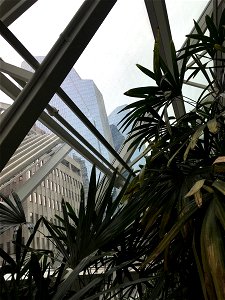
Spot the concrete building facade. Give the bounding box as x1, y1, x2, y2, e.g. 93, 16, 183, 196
0, 127, 83, 256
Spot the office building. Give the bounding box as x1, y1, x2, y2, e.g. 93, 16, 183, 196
22, 58, 114, 178
0, 124, 83, 256
108, 105, 145, 169
110, 124, 125, 152
108, 104, 131, 137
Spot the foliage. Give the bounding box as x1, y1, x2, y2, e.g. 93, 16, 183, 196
120, 8, 225, 300
0, 8, 225, 300
0, 169, 157, 299
0, 192, 26, 226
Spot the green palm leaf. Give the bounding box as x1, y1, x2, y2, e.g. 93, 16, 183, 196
0, 192, 26, 226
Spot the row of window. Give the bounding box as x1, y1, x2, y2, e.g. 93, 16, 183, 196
27, 168, 82, 190
29, 212, 61, 225
0, 236, 53, 254
29, 194, 62, 210
41, 179, 81, 193
0, 238, 25, 255
53, 168, 82, 187
29, 189, 80, 206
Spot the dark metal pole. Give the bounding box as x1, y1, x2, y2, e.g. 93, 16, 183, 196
0, 0, 118, 172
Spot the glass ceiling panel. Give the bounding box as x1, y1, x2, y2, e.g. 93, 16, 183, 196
75, 0, 155, 115
166, 0, 208, 50
1, 0, 212, 178
0, 0, 85, 68
1, 0, 155, 117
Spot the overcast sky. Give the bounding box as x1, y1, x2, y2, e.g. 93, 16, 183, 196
0, 0, 207, 114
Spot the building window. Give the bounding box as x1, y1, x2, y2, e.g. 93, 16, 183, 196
50, 181, 53, 190
52, 199, 55, 210
27, 170, 31, 179
41, 180, 45, 187
56, 201, 59, 211
54, 183, 57, 192
52, 169, 55, 176
28, 195, 32, 202
7, 242, 10, 254
59, 202, 62, 211
33, 192, 37, 203
36, 237, 40, 248
43, 195, 46, 206
57, 184, 60, 193
56, 168, 59, 177
47, 179, 49, 188
48, 198, 51, 208
47, 238, 50, 249
38, 194, 42, 205
30, 212, 33, 223
61, 187, 64, 195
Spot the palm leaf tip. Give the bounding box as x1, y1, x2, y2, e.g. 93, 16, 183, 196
0, 192, 26, 225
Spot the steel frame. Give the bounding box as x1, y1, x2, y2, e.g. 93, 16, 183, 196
0, 0, 122, 173
0, 0, 223, 187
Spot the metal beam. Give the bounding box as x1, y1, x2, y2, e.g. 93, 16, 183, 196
40, 112, 125, 187
0, 14, 133, 175
0, 135, 61, 183
46, 106, 122, 175
0, 67, 125, 177
0, 101, 10, 113
0, 148, 55, 191
0, 71, 22, 99
0, 0, 37, 26
0, 59, 32, 82
178, 0, 218, 54
112, 135, 139, 174
0, 73, 126, 184
213, 0, 225, 104
16, 144, 71, 201
0, 0, 117, 172
1, 134, 55, 173
183, 80, 208, 90
177, 0, 213, 73
144, 0, 186, 119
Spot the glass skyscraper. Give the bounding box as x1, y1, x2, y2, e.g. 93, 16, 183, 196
22, 57, 114, 178
108, 105, 145, 170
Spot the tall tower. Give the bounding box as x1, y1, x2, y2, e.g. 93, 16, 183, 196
21, 57, 114, 178
108, 105, 145, 170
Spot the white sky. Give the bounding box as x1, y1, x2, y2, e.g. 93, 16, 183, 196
0, 0, 207, 114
